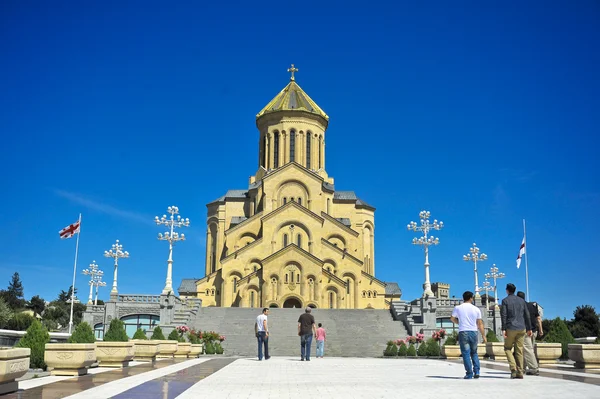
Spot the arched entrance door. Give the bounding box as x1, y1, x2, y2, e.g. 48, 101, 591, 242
283, 297, 302, 308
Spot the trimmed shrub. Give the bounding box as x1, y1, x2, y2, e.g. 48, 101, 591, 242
417, 342, 427, 357
544, 317, 575, 359
215, 342, 224, 354
383, 342, 394, 356
67, 322, 95, 343
398, 342, 407, 356
204, 341, 216, 355
16, 319, 49, 370
486, 330, 500, 343
188, 333, 200, 345
151, 326, 166, 340
390, 343, 398, 356
8, 312, 36, 331
168, 329, 183, 342
103, 319, 129, 342
133, 328, 147, 340
426, 338, 441, 357
407, 344, 417, 356
444, 331, 458, 346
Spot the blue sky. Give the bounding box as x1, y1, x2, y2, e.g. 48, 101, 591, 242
1, 1, 598, 319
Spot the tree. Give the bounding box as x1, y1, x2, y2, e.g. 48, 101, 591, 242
16, 319, 50, 370
2, 272, 26, 310
544, 317, 575, 359
569, 305, 600, 338
0, 298, 13, 328
104, 319, 129, 342
133, 328, 147, 340
151, 326, 165, 340
67, 322, 96, 343
27, 295, 46, 316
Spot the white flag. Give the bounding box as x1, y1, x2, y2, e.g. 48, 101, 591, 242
516, 238, 525, 269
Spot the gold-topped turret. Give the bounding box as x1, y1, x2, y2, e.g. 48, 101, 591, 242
256, 64, 329, 123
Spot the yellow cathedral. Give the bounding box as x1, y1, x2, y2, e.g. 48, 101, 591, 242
178, 65, 401, 309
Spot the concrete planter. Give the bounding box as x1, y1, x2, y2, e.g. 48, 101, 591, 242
568, 344, 600, 369
174, 342, 191, 358
442, 345, 460, 359
189, 344, 203, 358
535, 343, 562, 364
132, 340, 159, 362
44, 343, 96, 376
477, 343, 486, 358
486, 342, 507, 361
96, 342, 134, 368
0, 347, 30, 395
156, 340, 178, 359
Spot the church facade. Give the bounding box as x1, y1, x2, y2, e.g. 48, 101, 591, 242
178, 66, 400, 309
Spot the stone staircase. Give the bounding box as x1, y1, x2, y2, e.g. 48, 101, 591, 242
172, 298, 202, 326
188, 308, 407, 357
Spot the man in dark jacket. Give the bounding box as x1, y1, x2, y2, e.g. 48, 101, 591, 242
500, 283, 532, 379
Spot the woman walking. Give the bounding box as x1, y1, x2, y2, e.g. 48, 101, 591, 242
316, 323, 327, 358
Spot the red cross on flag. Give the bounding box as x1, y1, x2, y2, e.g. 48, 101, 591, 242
59, 220, 81, 239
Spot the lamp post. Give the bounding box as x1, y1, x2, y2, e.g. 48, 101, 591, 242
477, 280, 493, 310
104, 240, 129, 300
463, 243, 487, 300
155, 206, 190, 295
82, 260, 103, 305
93, 274, 106, 306
485, 264, 505, 310
407, 210, 443, 297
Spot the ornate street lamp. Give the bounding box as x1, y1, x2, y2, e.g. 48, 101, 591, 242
463, 243, 488, 300
477, 280, 494, 310
82, 260, 103, 305
155, 206, 190, 295
407, 210, 443, 297
485, 264, 506, 310
104, 240, 129, 300
93, 274, 106, 306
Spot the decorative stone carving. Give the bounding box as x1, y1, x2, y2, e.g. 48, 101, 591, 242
44, 343, 95, 377
95, 342, 134, 368
0, 347, 30, 395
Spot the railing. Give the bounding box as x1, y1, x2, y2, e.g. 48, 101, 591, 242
88, 305, 105, 313
436, 298, 463, 307
118, 294, 161, 303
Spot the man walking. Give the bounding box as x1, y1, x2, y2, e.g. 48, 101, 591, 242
501, 283, 532, 379
517, 291, 543, 376
298, 307, 316, 361
451, 291, 487, 379
255, 308, 270, 361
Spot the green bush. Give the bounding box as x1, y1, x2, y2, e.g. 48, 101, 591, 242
151, 326, 166, 340
417, 342, 427, 356
544, 317, 575, 359
390, 343, 398, 356
426, 338, 441, 357
42, 319, 59, 332
407, 344, 416, 356
67, 322, 95, 343
215, 342, 224, 354
383, 343, 393, 356
103, 319, 129, 342
188, 333, 200, 345
16, 319, 49, 370
0, 298, 13, 329
444, 331, 458, 346
132, 328, 147, 340
398, 342, 407, 356
486, 330, 500, 343
8, 312, 36, 331
168, 329, 184, 342
204, 341, 216, 355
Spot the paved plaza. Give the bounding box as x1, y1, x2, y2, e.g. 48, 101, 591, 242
6, 357, 600, 398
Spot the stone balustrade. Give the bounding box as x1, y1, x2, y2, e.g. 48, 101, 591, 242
118, 294, 161, 303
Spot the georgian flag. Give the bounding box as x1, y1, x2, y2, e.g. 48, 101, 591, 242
59, 220, 80, 239
516, 238, 525, 269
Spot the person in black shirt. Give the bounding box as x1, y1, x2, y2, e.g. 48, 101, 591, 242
297, 307, 316, 361
517, 291, 543, 375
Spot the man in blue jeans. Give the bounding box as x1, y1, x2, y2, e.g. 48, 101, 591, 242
451, 291, 487, 379
297, 307, 316, 361
255, 308, 270, 360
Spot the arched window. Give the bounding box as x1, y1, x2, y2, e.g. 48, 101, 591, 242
120, 315, 159, 338
297, 234, 302, 248
233, 278, 237, 293
297, 273, 300, 283
362, 291, 366, 298
290, 130, 296, 161
205, 289, 209, 295
367, 291, 372, 298
329, 292, 334, 309
283, 234, 288, 247
94, 323, 104, 340
298, 197, 302, 205
306, 131, 311, 168
346, 279, 351, 295
318, 135, 322, 168
253, 265, 258, 272
261, 136, 266, 168
250, 291, 255, 308
211, 289, 215, 296
285, 274, 289, 283
283, 197, 287, 205
274, 132, 280, 167
373, 291, 377, 298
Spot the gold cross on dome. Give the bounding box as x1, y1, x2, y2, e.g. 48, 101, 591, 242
287, 64, 298, 81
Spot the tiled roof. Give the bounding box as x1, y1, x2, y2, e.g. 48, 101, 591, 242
335, 218, 352, 227
178, 279, 198, 294
322, 182, 335, 191
384, 282, 402, 296
229, 216, 248, 227
256, 80, 329, 121
356, 198, 374, 208
210, 189, 248, 203
333, 191, 357, 200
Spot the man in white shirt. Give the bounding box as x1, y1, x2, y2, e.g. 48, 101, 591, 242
451, 291, 487, 379
255, 308, 270, 360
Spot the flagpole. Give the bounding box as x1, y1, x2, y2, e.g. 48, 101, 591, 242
523, 218, 530, 302
68, 213, 82, 334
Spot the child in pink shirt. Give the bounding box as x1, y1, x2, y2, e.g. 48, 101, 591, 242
316, 323, 326, 358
